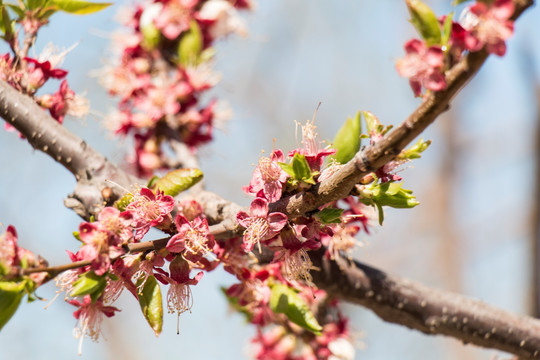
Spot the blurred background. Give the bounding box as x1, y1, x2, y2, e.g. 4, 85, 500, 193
1, 0, 540, 359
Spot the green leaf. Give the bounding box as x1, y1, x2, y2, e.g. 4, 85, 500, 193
114, 193, 133, 212
6, 5, 26, 19
141, 22, 161, 50
269, 283, 322, 335
25, 0, 46, 10
290, 153, 316, 185
178, 20, 203, 66
278, 162, 295, 178
397, 138, 431, 160
0, 281, 26, 331
199, 47, 216, 63
49, 0, 111, 15
72, 231, 81, 242
406, 0, 441, 46
147, 175, 159, 188
330, 112, 361, 164
0, 6, 14, 42
137, 275, 163, 336
70, 271, 108, 302
362, 111, 392, 138
314, 207, 344, 224
452, 0, 471, 5
358, 181, 420, 213
441, 12, 454, 48
152, 168, 204, 197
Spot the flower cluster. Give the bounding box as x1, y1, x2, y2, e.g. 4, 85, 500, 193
396, 0, 515, 96
224, 120, 385, 358
100, 0, 251, 176
0, 225, 48, 285
0, 1, 91, 130
49, 186, 221, 353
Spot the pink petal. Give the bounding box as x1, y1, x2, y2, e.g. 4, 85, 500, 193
250, 197, 269, 218
167, 234, 186, 253
492, 0, 515, 19
404, 39, 424, 54
424, 71, 446, 92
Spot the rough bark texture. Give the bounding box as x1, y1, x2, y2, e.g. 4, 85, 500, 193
311, 250, 540, 359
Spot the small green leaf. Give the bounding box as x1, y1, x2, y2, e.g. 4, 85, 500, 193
441, 12, 454, 48
330, 112, 361, 164
70, 271, 108, 302
406, 0, 441, 46
362, 111, 392, 138
0, 281, 26, 331
269, 283, 322, 335
137, 275, 163, 336
398, 138, 431, 160
314, 207, 344, 224
6, 4, 26, 19
178, 20, 203, 66
199, 47, 216, 63
25, 0, 44, 10
114, 193, 133, 212
0, 6, 14, 42
452, 0, 471, 5
278, 162, 295, 178
49, 0, 111, 14
358, 181, 419, 212
147, 176, 159, 188
72, 231, 81, 242
152, 168, 204, 197
290, 153, 316, 185
141, 22, 161, 50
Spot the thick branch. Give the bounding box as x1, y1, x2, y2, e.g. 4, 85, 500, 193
311, 250, 540, 358
0, 80, 139, 218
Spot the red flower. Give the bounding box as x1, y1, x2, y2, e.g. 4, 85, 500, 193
237, 198, 288, 252
396, 39, 446, 97
462, 0, 514, 56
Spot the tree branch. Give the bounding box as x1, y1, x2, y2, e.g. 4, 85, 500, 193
0, 0, 535, 356
311, 250, 540, 358
0, 79, 139, 219
269, 0, 534, 216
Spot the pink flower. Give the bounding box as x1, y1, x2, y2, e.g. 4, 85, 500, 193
462, 0, 514, 56
69, 295, 120, 355
166, 214, 215, 263
237, 198, 288, 252
197, 0, 247, 39
127, 187, 175, 239
178, 101, 215, 149
177, 200, 204, 221
288, 121, 336, 172
133, 84, 181, 121
40, 80, 89, 123
271, 226, 319, 283
243, 149, 289, 202
396, 39, 446, 97
154, 0, 198, 40
23, 57, 67, 93
78, 222, 117, 275
0, 225, 18, 269
165, 255, 203, 324
0, 225, 47, 284
96, 207, 134, 244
